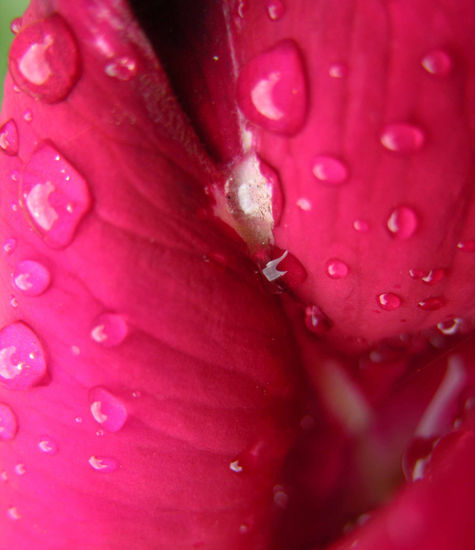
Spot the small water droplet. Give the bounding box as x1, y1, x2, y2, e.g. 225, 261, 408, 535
105, 56, 137, 81
418, 297, 445, 311
266, 0, 286, 20
326, 259, 349, 279
386, 206, 418, 239
71, 345, 81, 355
304, 305, 332, 335
229, 459, 243, 473
261, 249, 307, 286
0, 120, 19, 156
457, 240, 475, 252
353, 219, 369, 232
380, 123, 425, 153
0, 403, 18, 441
14, 463, 26, 476
10, 171, 19, 182
3, 238, 17, 255
1, 471, 8, 482
237, 40, 307, 135
312, 155, 349, 185
96, 429, 104, 437
88, 455, 118, 472
20, 142, 92, 248
13, 260, 51, 296
0, 322, 47, 390
10, 17, 22, 35
402, 436, 437, 482
38, 436, 58, 455
9, 296, 19, 308
296, 197, 312, 211
377, 293, 402, 311
437, 318, 462, 336
90, 313, 128, 347
273, 485, 288, 508
329, 63, 347, 78
7, 506, 21, 520
23, 110, 33, 122
89, 386, 128, 432
74, 416, 83, 424
421, 49, 452, 76
421, 268, 445, 285
262, 250, 288, 282
9, 14, 80, 103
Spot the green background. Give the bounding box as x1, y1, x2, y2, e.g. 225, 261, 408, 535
0, 0, 30, 102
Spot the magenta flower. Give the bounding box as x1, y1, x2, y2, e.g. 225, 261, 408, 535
1, 1, 475, 549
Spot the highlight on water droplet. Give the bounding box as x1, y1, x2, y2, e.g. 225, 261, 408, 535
13, 260, 51, 296
88, 455, 118, 472
0, 322, 47, 390
90, 313, 128, 347
312, 155, 349, 185
262, 250, 288, 282
229, 459, 243, 473
304, 305, 332, 335
437, 318, 462, 336
418, 297, 445, 311
0, 403, 18, 441
457, 240, 475, 252
3, 238, 16, 255
105, 56, 137, 81
8, 14, 80, 103
296, 197, 312, 211
421, 49, 452, 76
326, 259, 349, 279
38, 436, 58, 455
89, 386, 128, 432
20, 142, 92, 248
236, 40, 307, 135
386, 206, 418, 239
377, 293, 402, 311
266, 0, 286, 20
0, 119, 19, 156
380, 123, 425, 153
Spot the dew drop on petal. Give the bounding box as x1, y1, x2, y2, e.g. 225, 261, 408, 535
402, 436, 437, 482
9, 296, 18, 309
7, 506, 21, 521
418, 297, 445, 311
0, 403, 18, 441
437, 318, 462, 336
0, 120, 19, 156
262, 250, 288, 282
105, 56, 137, 81
13, 260, 51, 296
326, 259, 349, 279
90, 313, 128, 347
329, 63, 347, 78
262, 249, 307, 286
89, 386, 128, 432
457, 240, 475, 252
88, 455, 118, 472
312, 155, 349, 185
229, 459, 243, 473
386, 206, 418, 239
3, 238, 16, 255
296, 197, 312, 211
266, 0, 286, 20
421, 49, 452, 76
0, 322, 47, 390
377, 293, 402, 311
304, 305, 332, 335
353, 219, 369, 232
237, 40, 307, 135
20, 142, 92, 248
380, 123, 425, 153
23, 110, 33, 123
38, 436, 58, 455
10, 17, 22, 35
14, 463, 26, 476
421, 268, 445, 285
8, 14, 80, 103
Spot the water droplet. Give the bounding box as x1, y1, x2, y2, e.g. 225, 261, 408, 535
0, 120, 19, 156
229, 459, 243, 473
261, 249, 307, 286
14, 463, 26, 476
9, 296, 18, 309
329, 63, 347, 78
74, 416, 83, 424
89, 387, 128, 432
421, 49, 452, 76
20, 142, 92, 248
239, 524, 249, 534
237, 40, 307, 135
418, 297, 445, 311
10, 17, 22, 35
88, 455, 118, 472
312, 155, 349, 185
13, 260, 51, 296
353, 219, 369, 232
421, 268, 445, 285
23, 110, 33, 122
9, 14, 80, 103
0, 403, 18, 441
377, 293, 402, 311
380, 123, 425, 153
304, 305, 332, 335
3, 239, 17, 255
386, 206, 418, 239
262, 250, 288, 282
457, 240, 475, 252
326, 259, 349, 279
296, 197, 312, 211
266, 0, 286, 20
7, 506, 21, 520
1, 471, 8, 482
90, 313, 128, 347
71, 345, 81, 355
0, 322, 47, 390
273, 485, 288, 508
38, 436, 58, 455
105, 56, 137, 81
437, 318, 462, 336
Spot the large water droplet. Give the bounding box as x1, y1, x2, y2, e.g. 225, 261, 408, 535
380, 123, 425, 153
237, 40, 307, 135
377, 293, 402, 311
20, 142, 92, 248
0, 403, 18, 441
457, 240, 475, 252
326, 259, 349, 279
88, 455, 118, 472
312, 156, 349, 185
304, 305, 332, 335
386, 206, 418, 239
38, 436, 58, 455
13, 260, 51, 296
89, 386, 128, 432
9, 14, 80, 103
0, 322, 47, 390
105, 56, 137, 81
90, 313, 128, 347
421, 50, 452, 76
266, 0, 286, 20
0, 120, 19, 156
418, 297, 445, 311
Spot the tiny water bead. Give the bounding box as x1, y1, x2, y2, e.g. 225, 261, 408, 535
9, 14, 80, 103
3, 238, 16, 255
10, 17, 22, 35
7, 506, 21, 521
0, 403, 18, 441
105, 56, 137, 81
0, 322, 47, 390
266, 0, 286, 20
88, 455, 118, 472
457, 240, 475, 252
312, 155, 349, 185
13, 260, 51, 296
23, 110, 33, 123
37, 437, 58, 455
326, 259, 349, 279
386, 206, 418, 239
421, 49, 452, 76
0, 120, 19, 156
328, 63, 347, 78
402, 436, 437, 482
20, 142, 92, 248
261, 249, 307, 286
14, 463, 26, 476
304, 305, 332, 335
380, 123, 425, 153
437, 318, 462, 336
262, 250, 288, 282
377, 293, 402, 311
418, 297, 445, 311
353, 219, 369, 232
229, 459, 243, 473
90, 313, 128, 347
89, 386, 128, 432
296, 197, 312, 211
409, 268, 445, 285
236, 40, 307, 135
